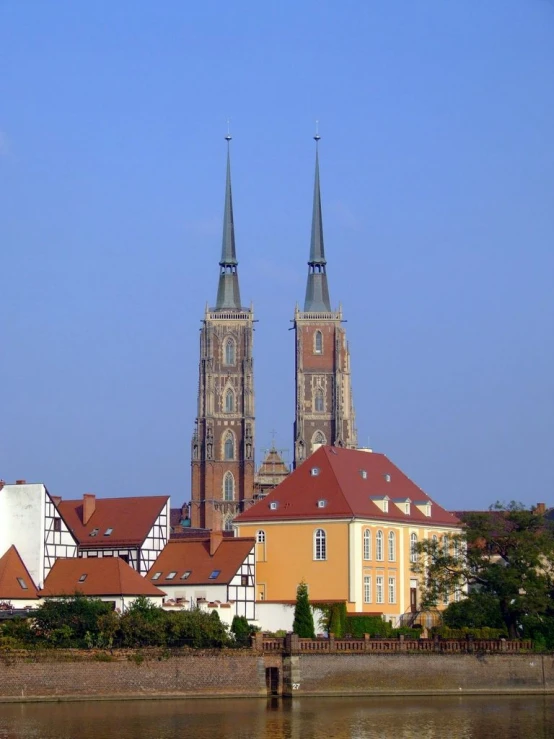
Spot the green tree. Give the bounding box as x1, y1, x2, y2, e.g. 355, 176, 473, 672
413, 503, 554, 638
33, 594, 114, 647
292, 581, 315, 638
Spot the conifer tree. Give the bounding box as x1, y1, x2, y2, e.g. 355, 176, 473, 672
293, 581, 315, 638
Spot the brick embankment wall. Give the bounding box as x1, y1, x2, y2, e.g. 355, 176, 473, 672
295, 654, 554, 696
0, 650, 266, 702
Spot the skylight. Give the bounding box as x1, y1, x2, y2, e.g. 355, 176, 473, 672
78, 574, 87, 583
89, 528, 99, 537
16, 577, 28, 590
104, 528, 113, 536
166, 571, 177, 580
151, 572, 162, 581
209, 570, 221, 579
181, 571, 191, 580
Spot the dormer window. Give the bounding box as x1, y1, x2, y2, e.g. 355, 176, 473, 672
360, 470, 367, 480
383, 499, 389, 513
384, 474, 391, 483
415, 500, 433, 517
371, 495, 390, 513
317, 499, 327, 509
269, 501, 279, 510
405, 502, 410, 514
311, 467, 320, 477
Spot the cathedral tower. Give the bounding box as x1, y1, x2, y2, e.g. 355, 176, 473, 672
293, 134, 357, 467
191, 136, 255, 529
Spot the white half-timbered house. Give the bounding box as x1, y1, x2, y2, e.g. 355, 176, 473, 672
147, 533, 256, 621
0, 481, 78, 588
57, 494, 170, 574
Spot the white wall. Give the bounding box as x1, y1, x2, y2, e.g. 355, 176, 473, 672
0, 484, 46, 588
254, 602, 295, 633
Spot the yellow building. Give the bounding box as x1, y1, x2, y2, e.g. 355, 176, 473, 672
234, 446, 462, 624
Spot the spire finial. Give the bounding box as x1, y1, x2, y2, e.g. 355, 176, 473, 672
225, 118, 232, 143
314, 119, 321, 143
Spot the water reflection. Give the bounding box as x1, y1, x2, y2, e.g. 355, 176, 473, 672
0, 695, 552, 739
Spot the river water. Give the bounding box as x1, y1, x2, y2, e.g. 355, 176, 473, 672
0, 695, 552, 738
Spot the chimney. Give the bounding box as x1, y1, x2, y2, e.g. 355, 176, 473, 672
83, 494, 96, 525
16, 479, 26, 485
535, 502, 546, 515
0, 480, 4, 491
51, 495, 62, 507
210, 530, 223, 556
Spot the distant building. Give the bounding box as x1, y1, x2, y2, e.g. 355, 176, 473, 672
190, 136, 255, 531
253, 445, 290, 500
0, 545, 41, 608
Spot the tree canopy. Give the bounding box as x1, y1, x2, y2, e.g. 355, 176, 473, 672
292, 581, 315, 638
413, 502, 554, 639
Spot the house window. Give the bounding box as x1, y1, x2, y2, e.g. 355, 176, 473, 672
166, 571, 177, 580
383, 499, 389, 513
363, 529, 371, 560
376, 576, 384, 604
209, 570, 221, 579
104, 528, 113, 536
314, 330, 323, 354
314, 529, 327, 560
89, 528, 99, 537
224, 516, 234, 531
269, 501, 279, 510
453, 539, 460, 559
223, 472, 235, 501
256, 530, 266, 543
376, 530, 384, 561
53, 517, 62, 533
315, 388, 324, 412
224, 432, 235, 460
388, 531, 396, 562
454, 588, 461, 603
311, 467, 320, 477
225, 389, 235, 413
432, 534, 438, 546
364, 575, 372, 604
224, 338, 236, 365
404, 501, 410, 515
442, 535, 449, 555
388, 577, 396, 604
17, 577, 28, 590
410, 533, 418, 564
241, 575, 248, 587
181, 571, 191, 580
78, 574, 87, 583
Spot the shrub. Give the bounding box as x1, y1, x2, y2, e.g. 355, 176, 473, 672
293, 581, 315, 638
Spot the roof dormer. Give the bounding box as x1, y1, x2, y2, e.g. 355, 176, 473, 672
415, 499, 432, 517
371, 495, 390, 513
393, 497, 412, 515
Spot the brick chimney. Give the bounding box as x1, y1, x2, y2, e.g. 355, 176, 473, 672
51, 495, 62, 507
210, 530, 223, 556
83, 493, 96, 525
0, 480, 5, 491
16, 479, 26, 485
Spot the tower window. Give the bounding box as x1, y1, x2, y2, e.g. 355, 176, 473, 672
224, 432, 235, 460
314, 330, 323, 354
315, 388, 324, 412
224, 338, 236, 365
223, 471, 234, 501
225, 389, 235, 413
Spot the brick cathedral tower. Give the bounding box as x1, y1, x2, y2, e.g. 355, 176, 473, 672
191, 135, 255, 529
293, 134, 357, 467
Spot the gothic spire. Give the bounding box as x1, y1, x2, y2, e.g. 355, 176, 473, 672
215, 133, 242, 310
304, 130, 331, 312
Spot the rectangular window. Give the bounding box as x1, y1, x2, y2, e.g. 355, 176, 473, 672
376, 576, 384, 604
151, 572, 162, 581
364, 575, 372, 604
16, 577, 28, 590
104, 528, 113, 536
181, 571, 191, 580
166, 571, 177, 580
53, 518, 62, 533
209, 570, 221, 579
241, 575, 248, 587
363, 531, 371, 560
388, 577, 396, 604
78, 574, 87, 583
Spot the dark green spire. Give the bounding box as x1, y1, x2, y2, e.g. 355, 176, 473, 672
304, 134, 331, 312
215, 135, 242, 310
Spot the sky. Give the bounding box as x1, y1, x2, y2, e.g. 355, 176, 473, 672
1, 0, 553, 510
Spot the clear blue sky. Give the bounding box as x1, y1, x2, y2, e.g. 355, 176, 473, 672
1, 1, 553, 510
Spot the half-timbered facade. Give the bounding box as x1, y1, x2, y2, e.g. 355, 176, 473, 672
57, 494, 170, 575
147, 533, 256, 620
0, 481, 77, 588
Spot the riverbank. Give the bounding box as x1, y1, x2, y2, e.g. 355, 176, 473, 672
0, 648, 553, 702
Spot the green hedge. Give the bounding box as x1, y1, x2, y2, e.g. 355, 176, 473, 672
431, 626, 508, 640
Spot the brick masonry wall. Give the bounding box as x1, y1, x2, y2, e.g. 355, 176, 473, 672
296, 654, 554, 695
0, 650, 266, 700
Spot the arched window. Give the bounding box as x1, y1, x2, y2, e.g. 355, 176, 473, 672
388, 531, 396, 561
410, 533, 418, 563
224, 432, 235, 460
314, 330, 323, 354
363, 529, 371, 560
225, 388, 234, 413
315, 388, 324, 412
223, 516, 234, 531
224, 338, 235, 365
223, 472, 234, 501
314, 529, 327, 560
376, 530, 384, 561
256, 530, 265, 543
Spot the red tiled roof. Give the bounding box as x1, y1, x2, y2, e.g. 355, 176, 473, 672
235, 446, 460, 527
42, 557, 166, 597
0, 546, 40, 600
147, 537, 254, 586
57, 496, 168, 548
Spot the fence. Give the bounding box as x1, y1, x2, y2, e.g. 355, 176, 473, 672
255, 633, 532, 654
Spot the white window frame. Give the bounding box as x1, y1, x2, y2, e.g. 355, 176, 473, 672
410, 533, 418, 564
376, 530, 384, 561
256, 530, 265, 543
376, 575, 384, 604
388, 531, 396, 562
314, 528, 327, 561
363, 529, 371, 560
388, 576, 396, 604
364, 575, 372, 604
